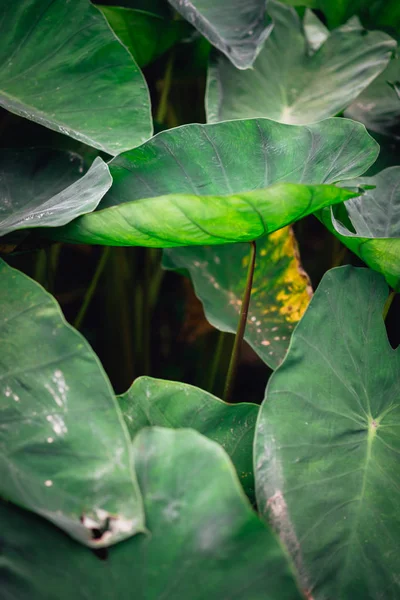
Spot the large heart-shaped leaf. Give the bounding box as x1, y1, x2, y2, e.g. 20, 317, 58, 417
255, 266, 400, 600
320, 167, 400, 289
98, 6, 191, 67
345, 56, 400, 139
51, 118, 378, 247
0, 0, 152, 155
167, 0, 273, 70
163, 228, 312, 369
317, 0, 400, 30
0, 150, 112, 237
206, 2, 395, 125
118, 376, 259, 498
0, 259, 144, 547
0, 427, 302, 600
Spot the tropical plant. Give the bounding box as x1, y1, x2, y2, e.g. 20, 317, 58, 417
1, 0, 399, 598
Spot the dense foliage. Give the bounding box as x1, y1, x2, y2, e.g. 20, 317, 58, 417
1, 0, 400, 598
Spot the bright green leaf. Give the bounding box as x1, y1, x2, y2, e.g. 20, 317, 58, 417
0, 259, 144, 547
118, 376, 258, 498
163, 228, 312, 369
320, 167, 400, 289
206, 2, 395, 125
167, 0, 273, 69
0, 150, 112, 237
345, 56, 400, 139
0, 0, 152, 155
98, 6, 191, 67
255, 266, 400, 600
0, 427, 302, 600
52, 118, 378, 247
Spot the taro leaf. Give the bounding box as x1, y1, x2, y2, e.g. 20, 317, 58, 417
0, 259, 144, 547
318, 0, 400, 30
206, 2, 395, 125
163, 228, 312, 370
167, 0, 273, 70
0, 150, 112, 237
118, 376, 258, 498
0, 427, 303, 600
255, 266, 400, 600
319, 167, 400, 289
52, 118, 378, 247
345, 56, 400, 139
98, 6, 191, 67
0, 0, 152, 155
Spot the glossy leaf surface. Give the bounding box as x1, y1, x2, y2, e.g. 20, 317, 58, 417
206, 2, 395, 125
0, 260, 144, 547
99, 6, 190, 67
1, 428, 302, 600
0, 150, 112, 237
119, 376, 258, 497
53, 118, 378, 247
345, 56, 400, 139
164, 228, 312, 369
0, 0, 152, 155
167, 0, 272, 69
320, 167, 400, 289
255, 267, 400, 599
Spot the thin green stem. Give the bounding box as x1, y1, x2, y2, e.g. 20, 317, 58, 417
207, 331, 227, 395
223, 241, 256, 403
142, 248, 152, 376
34, 249, 48, 288
383, 290, 396, 321
74, 247, 111, 330
156, 50, 175, 124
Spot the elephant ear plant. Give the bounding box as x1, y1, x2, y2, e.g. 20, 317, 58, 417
1, 0, 400, 599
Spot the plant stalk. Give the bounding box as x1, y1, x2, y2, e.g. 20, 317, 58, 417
223, 241, 256, 403
208, 331, 227, 394
156, 50, 175, 125
383, 290, 396, 321
74, 247, 111, 330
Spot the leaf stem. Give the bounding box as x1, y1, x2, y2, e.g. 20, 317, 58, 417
383, 290, 396, 321
223, 241, 256, 403
156, 50, 175, 124
74, 247, 111, 330
208, 331, 227, 394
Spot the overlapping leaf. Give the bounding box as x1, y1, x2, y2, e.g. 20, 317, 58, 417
52, 118, 378, 247
167, 0, 273, 69
255, 267, 400, 599
320, 167, 400, 289
0, 428, 302, 600
206, 2, 395, 125
0, 149, 112, 237
0, 0, 152, 155
164, 228, 312, 369
0, 259, 144, 547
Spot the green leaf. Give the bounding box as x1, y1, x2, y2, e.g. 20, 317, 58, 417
167, 0, 273, 70
163, 228, 312, 369
0, 259, 144, 547
345, 56, 400, 139
0, 150, 112, 237
206, 2, 395, 125
118, 376, 259, 498
1, 427, 303, 600
0, 0, 152, 155
51, 118, 378, 247
255, 266, 400, 600
320, 167, 400, 289
318, 0, 400, 30
98, 6, 191, 67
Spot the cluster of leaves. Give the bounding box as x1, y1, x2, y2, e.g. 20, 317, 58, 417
1, 0, 400, 598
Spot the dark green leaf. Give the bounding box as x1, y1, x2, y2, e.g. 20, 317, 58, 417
0, 427, 302, 600
118, 376, 258, 498
0, 0, 152, 155
167, 0, 273, 69
255, 266, 400, 599
52, 118, 378, 247
163, 228, 312, 369
98, 6, 191, 67
320, 167, 400, 289
0, 150, 112, 237
206, 2, 395, 125
0, 259, 144, 547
